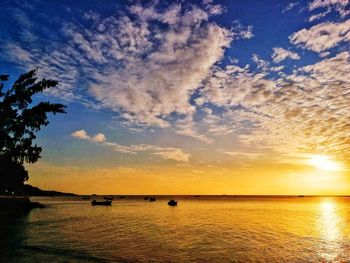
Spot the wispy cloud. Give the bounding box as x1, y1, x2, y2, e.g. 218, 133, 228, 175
309, 0, 350, 17
71, 130, 191, 162
2, 1, 253, 142
271, 47, 300, 63
282, 2, 299, 13
290, 20, 350, 53
2, 0, 350, 168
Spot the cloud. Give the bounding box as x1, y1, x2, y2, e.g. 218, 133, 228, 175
86, 5, 233, 130
270, 65, 285, 72
71, 130, 90, 140
231, 22, 254, 39
4, 0, 350, 167
204, 4, 225, 15
1, 1, 256, 142
309, 0, 350, 17
308, 8, 331, 22
71, 130, 190, 162
235, 52, 350, 161
71, 130, 106, 142
199, 64, 275, 108
191, 49, 350, 166
219, 150, 264, 159
92, 133, 106, 143
271, 47, 300, 63
290, 20, 350, 53
252, 54, 270, 71
282, 2, 299, 13
151, 149, 190, 162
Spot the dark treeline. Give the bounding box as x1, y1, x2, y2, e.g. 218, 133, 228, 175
0, 70, 66, 195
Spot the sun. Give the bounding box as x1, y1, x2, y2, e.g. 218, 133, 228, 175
308, 155, 343, 171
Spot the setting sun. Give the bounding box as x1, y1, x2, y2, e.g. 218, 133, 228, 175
308, 155, 343, 171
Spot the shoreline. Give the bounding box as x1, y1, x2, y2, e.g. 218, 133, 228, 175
0, 196, 45, 215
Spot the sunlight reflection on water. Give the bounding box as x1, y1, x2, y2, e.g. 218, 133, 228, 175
318, 199, 343, 261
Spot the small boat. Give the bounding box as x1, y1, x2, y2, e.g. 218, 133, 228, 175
119, 196, 125, 199
193, 195, 201, 198
82, 196, 90, 200
149, 197, 156, 202
168, 199, 177, 206
144, 197, 149, 200
104, 196, 114, 200
91, 200, 112, 206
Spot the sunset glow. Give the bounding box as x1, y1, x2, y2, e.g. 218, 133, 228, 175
308, 155, 343, 171
1, 0, 349, 195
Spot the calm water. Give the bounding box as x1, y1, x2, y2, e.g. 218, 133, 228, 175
1, 196, 350, 262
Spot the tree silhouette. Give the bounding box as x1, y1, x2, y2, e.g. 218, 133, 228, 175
0, 70, 66, 195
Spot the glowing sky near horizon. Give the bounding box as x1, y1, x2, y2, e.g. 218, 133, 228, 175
1, 0, 350, 194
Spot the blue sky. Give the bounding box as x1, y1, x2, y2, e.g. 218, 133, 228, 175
1, 0, 349, 194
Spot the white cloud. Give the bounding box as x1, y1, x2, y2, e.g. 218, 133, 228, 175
282, 2, 299, 13
220, 150, 264, 159
92, 133, 106, 143
308, 8, 331, 22
70, 3, 236, 135
151, 149, 190, 162
252, 54, 270, 71
71, 130, 90, 140
71, 130, 190, 162
205, 4, 225, 15
88, 19, 232, 128
309, 0, 350, 17
192, 50, 350, 165
239, 52, 350, 160
271, 47, 300, 63
2, 1, 256, 143
231, 22, 254, 39
270, 65, 285, 72
290, 20, 350, 53
199, 64, 275, 108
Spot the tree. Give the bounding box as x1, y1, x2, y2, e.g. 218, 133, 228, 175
0, 69, 66, 194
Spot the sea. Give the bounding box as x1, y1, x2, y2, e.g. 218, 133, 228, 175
1, 196, 350, 262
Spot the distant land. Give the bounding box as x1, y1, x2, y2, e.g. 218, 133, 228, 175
23, 184, 76, 196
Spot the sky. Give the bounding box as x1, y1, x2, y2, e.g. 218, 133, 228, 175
1, 0, 350, 195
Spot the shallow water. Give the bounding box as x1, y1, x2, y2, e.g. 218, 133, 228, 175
1, 196, 350, 262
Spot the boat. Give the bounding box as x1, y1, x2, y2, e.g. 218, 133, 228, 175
168, 199, 177, 206
104, 196, 114, 200
149, 197, 156, 202
119, 196, 125, 199
91, 200, 112, 206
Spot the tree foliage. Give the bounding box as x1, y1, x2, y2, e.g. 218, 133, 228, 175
0, 69, 66, 194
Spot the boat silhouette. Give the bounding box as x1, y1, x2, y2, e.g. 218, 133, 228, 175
149, 197, 156, 202
168, 199, 177, 206
91, 200, 112, 206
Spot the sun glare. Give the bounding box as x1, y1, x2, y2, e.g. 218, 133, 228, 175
308, 155, 343, 171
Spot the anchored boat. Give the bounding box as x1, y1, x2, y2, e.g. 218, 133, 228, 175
168, 199, 177, 206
